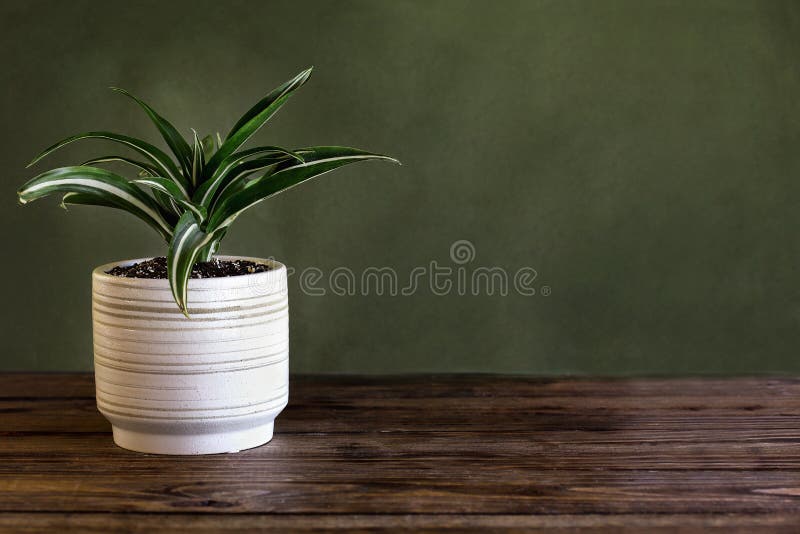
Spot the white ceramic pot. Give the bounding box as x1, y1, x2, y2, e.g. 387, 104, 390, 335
91, 256, 289, 455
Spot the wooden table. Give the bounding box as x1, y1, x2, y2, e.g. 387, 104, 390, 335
1, 374, 799, 532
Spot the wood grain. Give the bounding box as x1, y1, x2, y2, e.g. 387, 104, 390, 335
1, 374, 799, 531
0, 513, 799, 533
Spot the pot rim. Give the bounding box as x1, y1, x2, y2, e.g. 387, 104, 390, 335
92, 255, 286, 290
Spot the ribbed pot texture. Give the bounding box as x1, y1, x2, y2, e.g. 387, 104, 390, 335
92, 256, 289, 455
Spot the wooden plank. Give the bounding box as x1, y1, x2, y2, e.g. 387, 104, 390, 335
2, 382, 800, 434
290, 375, 800, 400
0, 470, 799, 514
0, 513, 798, 533
2, 373, 800, 399
2, 374, 799, 527
2, 431, 800, 472
3, 403, 800, 434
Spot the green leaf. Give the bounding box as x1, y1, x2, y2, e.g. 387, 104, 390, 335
204, 68, 313, 176
27, 131, 189, 196
133, 176, 188, 199
110, 87, 193, 179
80, 156, 159, 177
190, 129, 205, 188
133, 177, 207, 222
198, 229, 225, 262
193, 145, 303, 208
18, 166, 173, 241
79, 156, 180, 217
167, 212, 219, 315
201, 134, 215, 160
60, 191, 117, 210
207, 146, 399, 231
58, 189, 179, 227
206, 155, 292, 210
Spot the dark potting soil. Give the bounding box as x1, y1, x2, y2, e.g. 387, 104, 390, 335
106, 257, 271, 279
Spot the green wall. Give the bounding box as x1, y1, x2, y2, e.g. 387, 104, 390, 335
3, 0, 800, 374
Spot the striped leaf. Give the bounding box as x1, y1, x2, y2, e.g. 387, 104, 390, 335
60, 192, 117, 210
81, 156, 159, 177
201, 134, 215, 160
18, 166, 173, 241
193, 145, 302, 208
206, 155, 292, 210
198, 227, 227, 262
79, 156, 181, 216
132, 177, 207, 222
204, 68, 312, 176
190, 129, 205, 188
167, 212, 219, 316
110, 87, 193, 179
28, 131, 189, 196
207, 146, 400, 231
57, 190, 181, 228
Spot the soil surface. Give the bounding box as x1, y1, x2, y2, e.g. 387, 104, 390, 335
106, 257, 271, 279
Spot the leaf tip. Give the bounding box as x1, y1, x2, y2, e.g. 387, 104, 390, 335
298, 66, 314, 83
375, 155, 402, 166
171, 290, 190, 318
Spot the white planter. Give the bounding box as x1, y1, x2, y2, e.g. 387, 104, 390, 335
91, 256, 289, 455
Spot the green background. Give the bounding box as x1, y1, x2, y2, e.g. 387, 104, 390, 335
2, 0, 799, 374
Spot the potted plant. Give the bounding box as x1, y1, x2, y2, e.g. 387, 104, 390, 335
17, 67, 398, 455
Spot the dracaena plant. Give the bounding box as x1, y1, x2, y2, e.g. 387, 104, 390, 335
17, 67, 399, 315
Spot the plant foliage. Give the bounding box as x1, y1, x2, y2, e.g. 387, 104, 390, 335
18, 68, 399, 315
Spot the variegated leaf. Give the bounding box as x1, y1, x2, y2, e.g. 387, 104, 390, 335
193, 145, 302, 208
81, 156, 159, 177
167, 212, 219, 316
133, 177, 207, 222
28, 131, 189, 197
18, 166, 173, 241
204, 68, 312, 176
207, 146, 399, 231
201, 134, 215, 161
110, 87, 193, 179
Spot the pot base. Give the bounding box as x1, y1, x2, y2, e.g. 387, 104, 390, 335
111, 422, 275, 455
